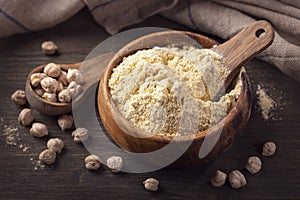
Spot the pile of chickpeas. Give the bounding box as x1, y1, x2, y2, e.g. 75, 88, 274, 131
30, 62, 83, 103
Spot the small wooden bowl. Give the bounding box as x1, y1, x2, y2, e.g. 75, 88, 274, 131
26, 52, 115, 116
97, 31, 252, 168
25, 62, 83, 116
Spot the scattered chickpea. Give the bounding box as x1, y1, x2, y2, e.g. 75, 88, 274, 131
66, 69, 78, 83
42, 92, 57, 102
72, 127, 89, 143
57, 114, 73, 131
18, 108, 33, 126
11, 90, 27, 105
67, 69, 84, 84
210, 170, 227, 187
228, 170, 247, 189
143, 178, 159, 192
58, 89, 72, 103
30, 123, 48, 138
39, 149, 56, 165
43, 63, 61, 78
67, 81, 77, 96
262, 141, 276, 156
67, 81, 83, 98
30, 73, 47, 87
85, 155, 101, 170
41, 41, 58, 55
107, 156, 123, 173
40, 77, 58, 93
245, 156, 262, 174
47, 138, 64, 153
77, 74, 84, 85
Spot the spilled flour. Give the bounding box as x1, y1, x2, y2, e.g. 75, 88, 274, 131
256, 85, 276, 120
2, 123, 29, 151
1, 117, 45, 170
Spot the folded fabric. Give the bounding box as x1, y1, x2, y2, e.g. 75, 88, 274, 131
161, 0, 300, 82
84, 0, 179, 34
0, 0, 299, 82
0, 0, 85, 37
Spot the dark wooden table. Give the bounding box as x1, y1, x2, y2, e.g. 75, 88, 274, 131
0, 9, 299, 200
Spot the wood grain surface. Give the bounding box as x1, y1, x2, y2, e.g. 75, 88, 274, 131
214, 20, 274, 90
0, 9, 299, 200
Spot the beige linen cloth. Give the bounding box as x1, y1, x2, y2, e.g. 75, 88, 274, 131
0, 0, 299, 82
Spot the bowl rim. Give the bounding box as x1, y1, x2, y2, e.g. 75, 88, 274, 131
98, 30, 250, 143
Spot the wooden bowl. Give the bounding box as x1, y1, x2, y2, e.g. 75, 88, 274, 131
25, 65, 74, 116
97, 31, 252, 168
25, 53, 115, 116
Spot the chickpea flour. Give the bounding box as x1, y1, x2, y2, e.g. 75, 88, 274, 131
109, 46, 242, 136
